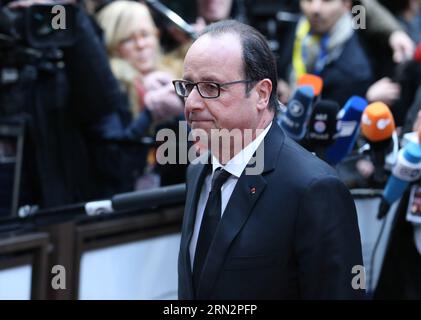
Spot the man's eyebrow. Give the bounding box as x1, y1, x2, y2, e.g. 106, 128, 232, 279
201, 77, 220, 82
182, 76, 223, 82
191, 76, 223, 83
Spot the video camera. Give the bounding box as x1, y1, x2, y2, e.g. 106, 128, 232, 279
0, 0, 77, 49
0, 1, 80, 218
0, 1, 79, 104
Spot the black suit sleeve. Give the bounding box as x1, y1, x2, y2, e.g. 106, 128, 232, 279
63, 7, 125, 124
294, 176, 366, 299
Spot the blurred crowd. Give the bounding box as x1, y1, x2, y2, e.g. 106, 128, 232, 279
1, 0, 421, 299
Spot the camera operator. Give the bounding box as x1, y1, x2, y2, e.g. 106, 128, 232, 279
0, 0, 155, 214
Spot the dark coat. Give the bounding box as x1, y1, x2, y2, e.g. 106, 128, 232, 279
278, 28, 374, 107
178, 122, 365, 299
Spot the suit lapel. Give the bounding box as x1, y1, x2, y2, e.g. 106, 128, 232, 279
196, 122, 285, 299
196, 173, 267, 299
180, 153, 210, 299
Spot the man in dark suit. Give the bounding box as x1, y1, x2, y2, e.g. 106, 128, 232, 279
173, 20, 365, 299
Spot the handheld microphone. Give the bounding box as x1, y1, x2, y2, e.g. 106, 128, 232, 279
303, 99, 340, 161
279, 85, 315, 141
361, 102, 395, 142
297, 74, 324, 97
361, 102, 396, 183
85, 183, 186, 215
306, 100, 340, 145
303, 99, 340, 153
325, 96, 368, 165
378, 142, 421, 219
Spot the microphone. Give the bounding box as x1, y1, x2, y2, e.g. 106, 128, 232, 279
279, 85, 315, 141
361, 102, 396, 183
306, 100, 340, 146
303, 99, 340, 160
85, 183, 186, 215
325, 96, 368, 165
297, 73, 323, 97
144, 0, 197, 40
378, 141, 421, 219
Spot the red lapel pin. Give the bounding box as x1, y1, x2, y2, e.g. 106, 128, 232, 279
250, 187, 256, 194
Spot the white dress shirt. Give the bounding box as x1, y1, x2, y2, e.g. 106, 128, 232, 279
189, 122, 272, 268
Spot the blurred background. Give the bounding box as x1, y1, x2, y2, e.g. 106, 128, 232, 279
1, 0, 421, 299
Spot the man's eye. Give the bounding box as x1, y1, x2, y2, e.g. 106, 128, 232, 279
202, 83, 218, 92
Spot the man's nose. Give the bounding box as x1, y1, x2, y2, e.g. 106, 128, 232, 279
185, 87, 205, 112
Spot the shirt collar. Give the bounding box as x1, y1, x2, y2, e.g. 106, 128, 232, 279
211, 122, 272, 178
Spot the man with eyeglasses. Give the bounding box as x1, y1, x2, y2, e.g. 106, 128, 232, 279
176, 20, 365, 300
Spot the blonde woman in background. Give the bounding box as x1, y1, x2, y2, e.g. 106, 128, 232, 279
96, 0, 187, 188
96, 0, 184, 122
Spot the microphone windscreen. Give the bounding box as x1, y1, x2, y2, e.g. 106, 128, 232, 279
280, 85, 315, 141
324, 95, 367, 165
297, 74, 323, 96
381, 141, 421, 218
361, 102, 395, 143
307, 99, 340, 146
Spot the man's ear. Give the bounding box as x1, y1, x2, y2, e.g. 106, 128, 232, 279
255, 79, 272, 111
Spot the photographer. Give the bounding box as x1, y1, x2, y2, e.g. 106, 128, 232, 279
0, 0, 156, 214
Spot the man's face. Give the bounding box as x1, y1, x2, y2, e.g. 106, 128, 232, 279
198, 0, 233, 23
300, 0, 350, 35
183, 33, 260, 140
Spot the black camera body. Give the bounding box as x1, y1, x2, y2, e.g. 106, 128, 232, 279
0, 2, 77, 49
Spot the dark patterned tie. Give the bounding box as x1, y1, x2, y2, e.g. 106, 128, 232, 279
193, 167, 231, 292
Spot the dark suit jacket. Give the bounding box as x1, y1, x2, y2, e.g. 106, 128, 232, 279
374, 189, 421, 299
178, 122, 365, 299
